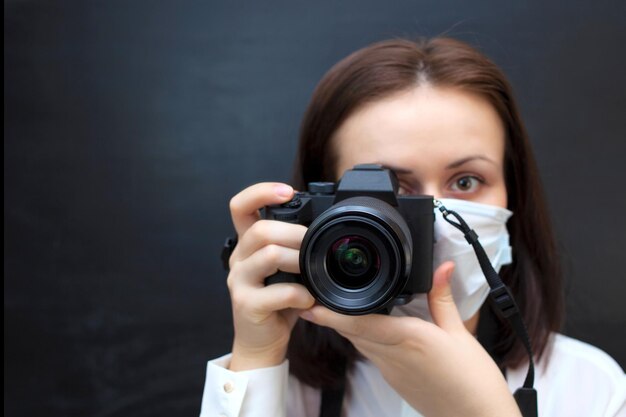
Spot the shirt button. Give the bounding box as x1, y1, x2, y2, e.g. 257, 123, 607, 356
223, 381, 235, 393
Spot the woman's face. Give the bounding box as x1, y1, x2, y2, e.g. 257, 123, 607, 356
332, 86, 508, 208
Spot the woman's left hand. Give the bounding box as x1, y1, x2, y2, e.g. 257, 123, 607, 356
298, 262, 522, 417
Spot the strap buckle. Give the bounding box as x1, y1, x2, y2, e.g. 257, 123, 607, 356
490, 285, 518, 318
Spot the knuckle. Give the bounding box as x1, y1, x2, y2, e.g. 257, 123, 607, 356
226, 261, 246, 289
226, 267, 238, 291
228, 194, 243, 216
281, 285, 300, 303
263, 244, 282, 265
228, 246, 240, 270
226, 274, 233, 291
249, 220, 272, 244
230, 288, 246, 311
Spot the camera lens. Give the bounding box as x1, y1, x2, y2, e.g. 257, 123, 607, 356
300, 196, 414, 315
326, 236, 380, 289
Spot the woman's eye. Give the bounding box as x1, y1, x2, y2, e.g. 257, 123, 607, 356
450, 175, 483, 193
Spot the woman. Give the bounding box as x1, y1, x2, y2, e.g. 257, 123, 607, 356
201, 37, 625, 417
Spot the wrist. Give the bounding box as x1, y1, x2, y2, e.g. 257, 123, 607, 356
229, 343, 287, 371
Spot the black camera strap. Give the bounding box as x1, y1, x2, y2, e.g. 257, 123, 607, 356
434, 199, 538, 417
319, 356, 347, 417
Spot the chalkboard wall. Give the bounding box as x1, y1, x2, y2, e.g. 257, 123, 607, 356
5, 1, 626, 416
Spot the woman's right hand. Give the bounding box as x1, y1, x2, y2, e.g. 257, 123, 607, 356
226, 182, 315, 371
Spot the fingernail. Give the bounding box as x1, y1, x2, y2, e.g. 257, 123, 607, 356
299, 310, 314, 321
275, 184, 293, 197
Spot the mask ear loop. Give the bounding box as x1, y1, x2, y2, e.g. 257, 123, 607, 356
434, 199, 538, 417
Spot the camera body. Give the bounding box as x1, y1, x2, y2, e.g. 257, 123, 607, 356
264, 164, 434, 315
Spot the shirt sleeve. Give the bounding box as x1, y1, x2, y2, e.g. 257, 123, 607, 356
200, 353, 289, 417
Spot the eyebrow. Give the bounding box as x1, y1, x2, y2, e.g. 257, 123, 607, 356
445, 155, 498, 170
379, 155, 497, 175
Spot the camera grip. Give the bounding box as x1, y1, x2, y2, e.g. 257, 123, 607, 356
264, 271, 301, 286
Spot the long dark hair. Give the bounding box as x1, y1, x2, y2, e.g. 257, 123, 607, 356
287, 37, 564, 389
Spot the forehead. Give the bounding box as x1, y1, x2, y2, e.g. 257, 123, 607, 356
332, 86, 506, 176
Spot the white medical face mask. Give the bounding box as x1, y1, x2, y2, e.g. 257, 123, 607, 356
392, 198, 513, 322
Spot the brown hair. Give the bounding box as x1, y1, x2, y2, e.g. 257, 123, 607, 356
287, 37, 564, 388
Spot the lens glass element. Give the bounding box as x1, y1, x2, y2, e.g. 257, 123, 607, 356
326, 236, 380, 289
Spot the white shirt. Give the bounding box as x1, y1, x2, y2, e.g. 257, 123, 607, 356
200, 333, 626, 417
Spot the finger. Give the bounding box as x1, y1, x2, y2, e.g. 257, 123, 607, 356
253, 283, 316, 314
233, 220, 307, 262
427, 261, 464, 332
299, 305, 426, 345
229, 182, 294, 236
344, 335, 401, 363
228, 245, 300, 288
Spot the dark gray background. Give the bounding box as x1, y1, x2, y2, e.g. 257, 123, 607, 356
5, 1, 626, 416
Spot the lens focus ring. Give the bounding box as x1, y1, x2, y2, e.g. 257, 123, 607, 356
300, 196, 413, 314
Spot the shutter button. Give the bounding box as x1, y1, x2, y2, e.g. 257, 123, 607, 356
280, 192, 302, 208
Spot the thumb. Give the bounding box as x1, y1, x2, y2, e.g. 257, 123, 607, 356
427, 261, 464, 332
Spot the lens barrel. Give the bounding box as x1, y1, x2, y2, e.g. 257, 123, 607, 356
300, 197, 413, 314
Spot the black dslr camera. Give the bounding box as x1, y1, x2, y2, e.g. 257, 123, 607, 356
264, 164, 434, 315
